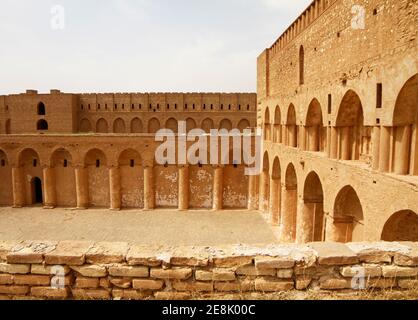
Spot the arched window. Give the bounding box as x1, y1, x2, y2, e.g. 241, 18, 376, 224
299, 45, 305, 85
37, 102, 46, 115
37, 119, 48, 131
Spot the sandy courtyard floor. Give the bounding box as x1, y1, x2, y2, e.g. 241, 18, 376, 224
0, 207, 279, 246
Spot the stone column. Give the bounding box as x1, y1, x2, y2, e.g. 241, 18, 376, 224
43, 167, 56, 209
282, 125, 287, 145
258, 170, 269, 212
299, 126, 307, 151
296, 199, 315, 244
178, 165, 189, 211
213, 166, 223, 211
280, 184, 297, 243
75, 167, 89, 209
341, 126, 351, 160
371, 126, 381, 170
248, 174, 258, 210
269, 177, 280, 225
109, 167, 121, 210
288, 125, 297, 147
326, 127, 332, 157
144, 165, 155, 210
379, 126, 391, 172
330, 127, 338, 159
308, 126, 319, 152
394, 125, 411, 175
12, 167, 25, 208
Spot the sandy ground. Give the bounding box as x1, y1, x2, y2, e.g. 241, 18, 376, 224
0, 207, 279, 246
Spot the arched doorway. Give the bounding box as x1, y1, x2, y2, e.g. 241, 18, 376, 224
119, 149, 144, 208
31, 177, 43, 204
305, 99, 324, 152
392, 74, 418, 175
298, 172, 324, 243
329, 185, 364, 242
51, 148, 76, 207
264, 108, 271, 141
273, 106, 281, 143
381, 210, 418, 242
336, 90, 369, 161
85, 149, 109, 207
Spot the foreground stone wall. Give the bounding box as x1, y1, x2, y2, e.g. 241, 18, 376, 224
0, 241, 417, 300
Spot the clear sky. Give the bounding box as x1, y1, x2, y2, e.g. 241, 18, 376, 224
0, 0, 312, 94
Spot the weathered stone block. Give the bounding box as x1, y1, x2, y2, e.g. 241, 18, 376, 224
45, 241, 94, 266
296, 277, 312, 290
13, 275, 51, 286
154, 292, 191, 300
110, 278, 132, 289
31, 264, 70, 275
126, 245, 163, 267
213, 256, 253, 268
0, 263, 30, 274
309, 243, 358, 266
72, 288, 110, 300
31, 287, 69, 299
195, 270, 213, 281
6, 241, 57, 264
320, 277, 351, 290
394, 243, 418, 267
112, 289, 151, 300
132, 279, 164, 291
366, 278, 397, 289
75, 277, 100, 289
71, 265, 107, 278
108, 265, 149, 278
215, 280, 254, 292
381, 266, 418, 278
86, 242, 129, 264
276, 269, 294, 279
150, 268, 192, 280
0, 285, 29, 295
236, 265, 276, 277
213, 269, 236, 281
340, 265, 382, 278
254, 277, 294, 292
0, 274, 13, 285
255, 257, 295, 269
398, 279, 418, 289
172, 281, 213, 292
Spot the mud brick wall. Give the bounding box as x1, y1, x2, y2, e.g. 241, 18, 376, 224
0, 241, 417, 300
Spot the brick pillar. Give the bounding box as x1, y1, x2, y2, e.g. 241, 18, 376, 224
372, 126, 381, 170
326, 126, 332, 157
330, 127, 339, 159
394, 125, 411, 175
213, 166, 223, 211
280, 184, 297, 243
12, 167, 25, 208
259, 170, 269, 212
178, 165, 189, 211
379, 126, 391, 172
269, 177, 280, 225
247, 174, 258, 210
75, 167, 89, 209
341, 126, 351, 160
144, 165, 155, 210
109, 167, 121, 210
300, 126, 307, 151
43, 167, 56, 209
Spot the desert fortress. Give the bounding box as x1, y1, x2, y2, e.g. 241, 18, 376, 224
0, 0, 417, 244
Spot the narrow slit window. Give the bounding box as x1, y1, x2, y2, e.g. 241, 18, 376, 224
328, 94, 332, 114
376, 83, 383, 108
33, 159, 37, 167
63, 159, 68, 168
130, 159, 135, 167
1, 160, 5, 167
96, 159, 100, 168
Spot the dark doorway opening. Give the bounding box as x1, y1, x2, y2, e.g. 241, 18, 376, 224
32, 177, 43, 204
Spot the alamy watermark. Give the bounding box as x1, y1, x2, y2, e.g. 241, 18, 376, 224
51, 5, 65, 30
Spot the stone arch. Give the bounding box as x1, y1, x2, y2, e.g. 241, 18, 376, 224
0, 149, 12, 205
186, 118, 197, 132
259, 151, 270, 213
299, 172, 324, 243
130, 118, 143, 133
85, 149, 109, 207
305, 99, 325, 152
201, 118, 214, 133
96, 118, 108, 133
273, 106, 282, 143
286, 104, 298, 147
237, 119, 251, 132
282, 163, 298, 242
264, 108, 271, 140
165, 118, 178, 133
79, 119, 92, 133
392, 74, 418, 175
37, 119, 48, 131
336, 90, 368, 161
51, 148, 76, 207
113, 118, 126, 133
331, 185, 364, 243
118, 149, 144, 208
219, 119, 233, 131
381, 210, 418, 242
148, 118, 160, 134
18, 148, 43, 206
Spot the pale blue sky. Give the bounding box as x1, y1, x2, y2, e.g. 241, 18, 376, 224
0, 0, 312, 94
